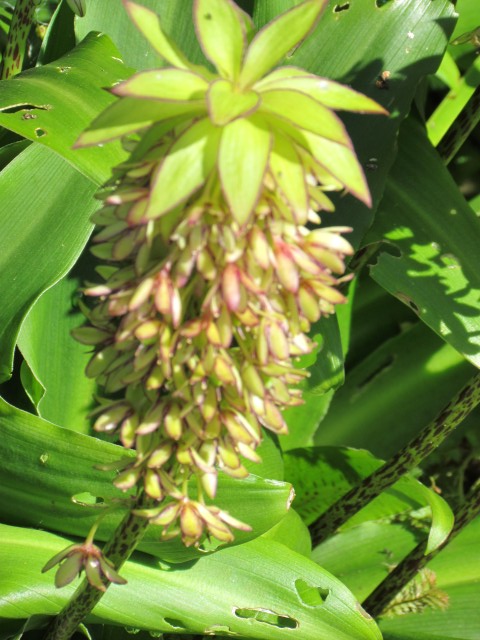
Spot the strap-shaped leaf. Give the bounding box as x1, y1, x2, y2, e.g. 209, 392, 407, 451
146, 118, 220, 219
239, 0, 328, 89
218, 115, 272, 226
258, 67, 388, 114
194, 0, 246, 80
123, 1, 195, 71
112, 68, 209, 101
261, 89, 352, 145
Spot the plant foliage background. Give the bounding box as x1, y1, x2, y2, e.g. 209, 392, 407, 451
0, 0, 479, 639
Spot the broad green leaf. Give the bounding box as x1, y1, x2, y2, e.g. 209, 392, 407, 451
0, 139, 31, 171
218, 115, 271, 225
0, 144, 96, 383
262, 88, 351, 143
76, 98, 205, 147
256, 68, 388, 113
312, 521, 420, 603
38, 0, 76, 66
313, 517, 480, 639
75, 0, 205, 73
112, 68, 208, 100
284, 446, 453, 553
0, 398, 293, 563
16, 252, 98, 434
123, 1, 196, 71
0, 34, 130, 184
269, 133, 308, 221
239, 0, 328, 89
0, 524, 382, 639
315, 322, 475, 458
255, 0, 457, 248
262, 509, 312, 557
195, 0, 246, 80
366, 117, 480, 369
146, 118, 221, 219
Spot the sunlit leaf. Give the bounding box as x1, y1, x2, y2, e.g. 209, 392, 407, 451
112, 68, 209, 100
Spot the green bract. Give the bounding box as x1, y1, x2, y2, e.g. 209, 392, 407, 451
78, 0, 386, 225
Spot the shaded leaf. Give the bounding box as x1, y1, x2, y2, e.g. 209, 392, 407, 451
0, 144, 96, 383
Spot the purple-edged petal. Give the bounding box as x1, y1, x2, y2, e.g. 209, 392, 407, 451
238, 0, 328, 89
75, 98, 205, 147
54, 553, 83, 588
261, 88, 352, 145
42, 544, 78, 573
112, 69, 208, 101
258, 70, 389, 114
123, 1, 195, 71
85, 557, 107, 592
218, 115, 272, 226
207, 79, 260, 125
194, 0, 246, 80
269, 133, 308, 223
145, 118, 221, 219
99, 556, 128, 585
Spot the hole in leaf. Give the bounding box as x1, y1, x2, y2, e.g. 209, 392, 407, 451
71, 492, 106, 507
234, 608, 298, 629
295, 579, 330, 606
35, 128, 47, 137
164, 618, 187, 630
334, 2, 350, 11
376, 0, 392, 6
0, 103, 48, 114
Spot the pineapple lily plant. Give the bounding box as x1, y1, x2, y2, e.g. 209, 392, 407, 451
1, 0, 479, 639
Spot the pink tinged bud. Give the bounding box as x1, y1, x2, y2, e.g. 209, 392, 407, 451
214, 508, 252, 533
235, 306, 259, 327
221, 411, 260, 446
93, 221, 128, 243
206, 318, 222, 346
200, 472, 218, 499
298, 285, 321, 323
129, 277, 155, 310
146, 364, 165, 390
289, 245, 322, 275
242, 364, 265, 398
164, 405, 183, 441
134, 319, 162, 342
310, 281, 346, 305
144, 469, 164, 500
71, 326, 111, 346
217, 305, 233, 348
85, 346, 118, 378
83, 284, 112, 297
256, 322, 269, 365
268, 378, 291, 404
148, 442, 173, 468
150, 502, 181, 526
213, 355, 237, 386
98, 556, 127, 586
237, 441, 262, 464
112, 233, 136, 261
307, 247, 346, 273
223, 463, 250, 479
190, 448, 215, 474
136, 403, 164, 435
290, 332, 313, 355
114, 466, 141, 491
154, 272, 172, 316
180, 503, 204, 544
222, 264, 242, 312
94, 403, 130, 433
170, 287, 182, 328
200, 386, 217, 422
263, 398, 288, 434
134, 344, 157, 371
205, 415, 221, 438
249, 227, 271, 270
267, 322, 290, 361
106, 188, 148, 205
197, 248, 217, 281
250, 393, 265, 416
121, 414, 139, 448
85, 557, 106, 592
275, 245, 299, 293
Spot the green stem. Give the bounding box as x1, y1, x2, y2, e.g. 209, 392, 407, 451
43, 503, 150, 640
309, 373, 480, 547
0, 0, 38, 80
362, 482, 480, 618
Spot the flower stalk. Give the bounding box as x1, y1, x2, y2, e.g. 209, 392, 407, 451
362, 481, 480, 618
309, 372, 480, 546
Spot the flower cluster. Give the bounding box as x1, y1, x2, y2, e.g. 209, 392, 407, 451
73, 0, 385, 548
